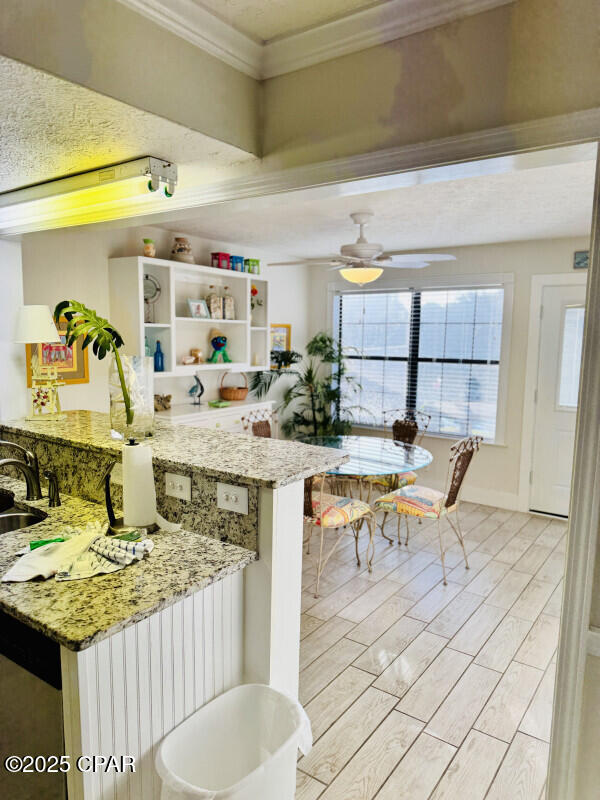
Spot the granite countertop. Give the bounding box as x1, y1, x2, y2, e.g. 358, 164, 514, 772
0, 476, 255, 651
0, 410, 349, 488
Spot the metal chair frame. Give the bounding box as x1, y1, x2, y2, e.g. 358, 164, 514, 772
382, 408, 432, 446
303, 473, 376, 598
241, 408, 278, 438
377, 435, 482, 584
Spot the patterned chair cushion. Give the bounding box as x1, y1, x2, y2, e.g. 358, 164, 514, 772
374, 484, 446, 518
349, 471, 418, 489
309, 493, 372, 528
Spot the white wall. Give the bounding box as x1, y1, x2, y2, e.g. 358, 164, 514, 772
0, 238, 27, 420
307, 236, 590, 509
19, 224, 311, 411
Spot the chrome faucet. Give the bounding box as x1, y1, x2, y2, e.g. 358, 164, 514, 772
0, 458, 43, 501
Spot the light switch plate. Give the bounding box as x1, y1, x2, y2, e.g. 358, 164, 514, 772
165, 472, 192, 501
217, 482, 249, 514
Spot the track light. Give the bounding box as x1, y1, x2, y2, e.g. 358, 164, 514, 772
0, 157, 177, 235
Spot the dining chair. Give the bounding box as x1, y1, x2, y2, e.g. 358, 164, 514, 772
373, 436, 482, 583
303, 473, 375, 598
241, 408, 278, 438
381, 407, 432, 486
354, 408, 432, 502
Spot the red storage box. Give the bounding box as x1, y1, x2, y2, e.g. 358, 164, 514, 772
211, 252, 230, 269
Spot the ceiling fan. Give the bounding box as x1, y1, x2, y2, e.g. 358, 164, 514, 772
268, 212, 456, 285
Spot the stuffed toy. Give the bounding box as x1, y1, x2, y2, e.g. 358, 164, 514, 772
208, 328, 232, 363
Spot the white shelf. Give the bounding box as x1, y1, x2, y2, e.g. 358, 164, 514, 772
108, 255, 270, 377
175, 317, 246, 324
154, 362, 250, 378
173, 265, 250, 282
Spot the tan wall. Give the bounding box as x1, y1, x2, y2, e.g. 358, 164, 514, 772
0, 0, 260, 155
575, 654, 600, 798
307, 236, 590, 508
591, 532, 600, 628
262, 0, 600, 169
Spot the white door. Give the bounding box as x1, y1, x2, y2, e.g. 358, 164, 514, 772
530, 283, 586, 516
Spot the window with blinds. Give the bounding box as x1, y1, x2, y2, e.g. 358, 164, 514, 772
336, 286, 504, 440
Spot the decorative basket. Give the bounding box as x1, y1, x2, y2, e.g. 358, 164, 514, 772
220, 371, 248, 401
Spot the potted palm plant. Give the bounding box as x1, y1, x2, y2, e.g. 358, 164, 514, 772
250, 332, 363, 438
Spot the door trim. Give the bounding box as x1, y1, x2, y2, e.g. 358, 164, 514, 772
518, 272, 588, 513
548, 150, 600, 800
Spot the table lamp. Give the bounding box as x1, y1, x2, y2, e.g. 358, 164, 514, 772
14, 305, 65, 420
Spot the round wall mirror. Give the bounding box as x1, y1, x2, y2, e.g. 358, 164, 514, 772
143, 273, 161, 322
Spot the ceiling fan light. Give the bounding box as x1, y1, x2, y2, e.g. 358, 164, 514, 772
339, 266, 383, 286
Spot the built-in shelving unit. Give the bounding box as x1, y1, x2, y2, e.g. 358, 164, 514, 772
108, 256, 270, 381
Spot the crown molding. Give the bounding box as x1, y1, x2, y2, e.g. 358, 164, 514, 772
262, 0, 515, 78
116, 0, 263, 78
117, 0, 515, 80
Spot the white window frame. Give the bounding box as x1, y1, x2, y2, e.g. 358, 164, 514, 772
328, 271, 514, 446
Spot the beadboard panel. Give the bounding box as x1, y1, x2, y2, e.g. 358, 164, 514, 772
62, 571, 244, 800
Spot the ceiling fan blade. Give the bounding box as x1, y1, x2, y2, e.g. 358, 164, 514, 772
380, 252, 456, 262
379, 262, 429, 270
268, 257, 343, 266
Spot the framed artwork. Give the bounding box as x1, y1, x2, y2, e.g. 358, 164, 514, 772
270, 323, 291, 353
573, 250, 589, 270
187, 298, 210, 319
26, 316, 89, 387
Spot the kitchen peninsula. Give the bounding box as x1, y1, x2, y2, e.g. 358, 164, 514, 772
0, 411, 348, 800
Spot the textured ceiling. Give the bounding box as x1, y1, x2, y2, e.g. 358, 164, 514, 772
195, 0, 384, 41
157, 160, 595, 255
0, 56, 255, 194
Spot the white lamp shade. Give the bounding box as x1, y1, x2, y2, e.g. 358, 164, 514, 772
15, 305, 61, 344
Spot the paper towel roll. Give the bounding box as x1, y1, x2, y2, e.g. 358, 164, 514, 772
122, 441, 157, 527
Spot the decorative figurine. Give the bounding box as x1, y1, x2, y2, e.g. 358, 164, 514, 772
208, 328, 232, 363
154, 393, 172, 412
29, 352, 65, 420
188, 374, 205, 405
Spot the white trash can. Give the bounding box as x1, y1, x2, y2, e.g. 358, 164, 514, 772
155, 684, 312, 800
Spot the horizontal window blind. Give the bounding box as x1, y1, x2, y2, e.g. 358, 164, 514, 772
336, 286, 504, 440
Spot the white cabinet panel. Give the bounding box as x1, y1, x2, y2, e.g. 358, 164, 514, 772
62, 571, 244, 800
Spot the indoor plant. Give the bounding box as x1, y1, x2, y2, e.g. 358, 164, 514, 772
53, 300, 133, 427
250, 332, 362, 438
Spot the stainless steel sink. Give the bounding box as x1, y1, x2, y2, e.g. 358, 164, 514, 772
0, 489, 15, 513
0, 510, 47, 534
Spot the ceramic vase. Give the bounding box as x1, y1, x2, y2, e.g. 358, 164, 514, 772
170, 237, 195, 264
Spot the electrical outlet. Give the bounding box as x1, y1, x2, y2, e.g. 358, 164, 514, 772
165, 472, 191, 501
217, 483, 248, 514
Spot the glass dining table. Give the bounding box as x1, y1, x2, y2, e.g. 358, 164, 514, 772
300, 435, 433, 499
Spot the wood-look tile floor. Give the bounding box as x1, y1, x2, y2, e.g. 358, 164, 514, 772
296, 503, 566, 800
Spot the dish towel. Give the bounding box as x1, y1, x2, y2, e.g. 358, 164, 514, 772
2, 522, 154, 583
57, 535, 154, 581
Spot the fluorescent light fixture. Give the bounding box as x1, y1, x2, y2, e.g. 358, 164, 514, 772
339, 266, 383, 286
0, 157, 177, 235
